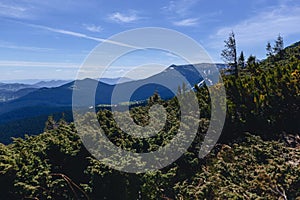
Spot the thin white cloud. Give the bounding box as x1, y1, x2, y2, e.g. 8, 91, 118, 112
20, 22, 140, 49
108, 11, 139, 23
0, 43, 54, 52
212, 5, 300, 46
162, 0, 199, 17
0, 2, 29, 19
83, 24, 103, 33
163, 52, 179, 58
0, 61, 150, 78
173, 18, 199, 26
0, 60, 79, 68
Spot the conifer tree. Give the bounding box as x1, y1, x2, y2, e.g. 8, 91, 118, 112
273, 34, 284, 55
246, 55, 257, 74
238, 51, 245, 69
221, 31, 238, 77
266, 41, 273, 57
44, 115, 56, 131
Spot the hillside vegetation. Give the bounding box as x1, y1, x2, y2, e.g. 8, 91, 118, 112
0, 42, 300, 199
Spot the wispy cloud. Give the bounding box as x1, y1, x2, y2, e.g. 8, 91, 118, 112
162, 0, 199, 17
212, 5, 300, 46
0, 43, 54, 52
0, 2, 30, 19
0, 60, 79, 68
18, 22, 140, 49
83, 24, 103, 33
108, 11, 139, 23
173, 18, 199, 26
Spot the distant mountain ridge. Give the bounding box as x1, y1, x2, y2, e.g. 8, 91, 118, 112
98, 77, 133, 85
0, 83, 34, 91
0, 80, 73, 103
0, 63, 226, 143
0, 78, 135, 102
32, 80, 71, 88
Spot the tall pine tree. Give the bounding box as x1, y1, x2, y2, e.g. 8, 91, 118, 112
221, 31, 238, 77
273, 34, 284, 55
238, 51, 245, 69
266, 41, 273, 57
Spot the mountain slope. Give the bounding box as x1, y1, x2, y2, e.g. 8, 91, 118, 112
0, 83, 35, 91
0, 63, 224, 115
0, 63, 224, 141
0, 80, 72, 103
32, 80, 71, 88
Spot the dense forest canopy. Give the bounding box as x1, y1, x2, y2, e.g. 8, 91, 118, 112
0, 40, 300, 199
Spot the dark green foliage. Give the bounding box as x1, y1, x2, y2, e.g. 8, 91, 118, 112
0, 122, 90, 199
273, 34, 284, 55
173, 134, 300, 199
0, 41, 300, 199
221, 31, 238, 77
238, 51, 245, 69
0, 110, 73, 144
266, 34, 284, 62
266, 41, 273, 57
222, 41, 300, 141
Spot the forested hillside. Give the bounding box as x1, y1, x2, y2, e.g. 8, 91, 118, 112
0, 41, 299, 199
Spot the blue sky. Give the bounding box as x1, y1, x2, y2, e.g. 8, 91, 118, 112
0, 0, 300, 81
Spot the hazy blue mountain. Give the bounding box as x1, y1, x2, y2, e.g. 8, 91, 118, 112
0, 63, 226, 116
0, 83, 39, 102
1, 79, 71, 85
98, 77, 133, 85
0, 83, 35, 91
32, 80, 72, 88
0, 63, 226, 139
0, 88, 38, 102
0, 80, 72, 103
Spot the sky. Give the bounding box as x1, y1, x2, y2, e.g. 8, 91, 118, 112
0, 0, 300, 81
